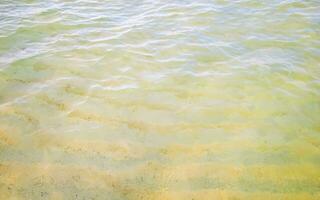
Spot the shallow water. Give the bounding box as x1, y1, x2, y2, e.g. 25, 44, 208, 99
0, 0, 320, 199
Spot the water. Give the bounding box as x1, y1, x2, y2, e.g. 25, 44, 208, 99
0, 0, 319, 199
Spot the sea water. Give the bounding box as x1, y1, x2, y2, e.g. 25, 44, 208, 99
0, 0, 319, 199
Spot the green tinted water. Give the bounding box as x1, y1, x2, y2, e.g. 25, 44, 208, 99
0, 0, 319, 199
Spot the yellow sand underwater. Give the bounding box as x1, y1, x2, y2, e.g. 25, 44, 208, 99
0, 0, 319, 199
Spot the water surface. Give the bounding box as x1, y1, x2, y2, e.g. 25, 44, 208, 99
0, 0, 320, 199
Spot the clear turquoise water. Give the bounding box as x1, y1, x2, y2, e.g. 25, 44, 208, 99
0, 0, 319, 199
